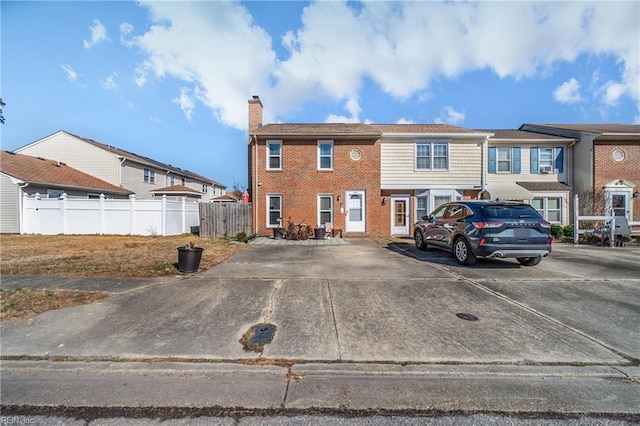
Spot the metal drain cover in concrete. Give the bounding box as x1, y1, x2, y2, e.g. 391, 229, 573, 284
239, 323, 277, 352
455, 312, 479, 321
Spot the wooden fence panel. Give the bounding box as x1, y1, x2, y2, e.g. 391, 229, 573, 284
199, 202, 252, 237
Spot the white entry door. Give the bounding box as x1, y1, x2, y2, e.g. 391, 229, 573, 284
391, 196, 410, 235
345, 190, 365, 233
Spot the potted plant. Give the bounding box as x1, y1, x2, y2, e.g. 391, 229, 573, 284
177, 240, 204, 273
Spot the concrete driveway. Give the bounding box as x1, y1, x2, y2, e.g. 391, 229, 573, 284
2, 237, 639, 416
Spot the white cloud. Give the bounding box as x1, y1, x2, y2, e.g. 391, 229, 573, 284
602, 81, 626, 106
325, 114, 360, 124
434, 106, 465, 125
173, 87, 195, 121
119, 22, 135, 47
127, 1, 638, 129
396, 118, 416, 124
61, 64, 77, 81
83, 19, 109, 49
554, 78, 582, 104
102, 73, 118, 90
129, 1, 275, 128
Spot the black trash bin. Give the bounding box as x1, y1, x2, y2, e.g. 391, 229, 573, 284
314, 227, 325, 240
177, 246, 204, 273
273, 228, 283, 240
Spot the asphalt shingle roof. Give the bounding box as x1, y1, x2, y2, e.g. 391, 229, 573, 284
1, 150, 132, 194
479, 129, 574, 140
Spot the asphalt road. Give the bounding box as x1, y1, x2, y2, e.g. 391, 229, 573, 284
1, 238, 639, 423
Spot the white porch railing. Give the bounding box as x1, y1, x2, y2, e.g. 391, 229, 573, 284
573, 194, 639, 246
21, 193, 199, 236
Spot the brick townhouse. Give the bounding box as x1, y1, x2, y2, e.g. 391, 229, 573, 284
247, 96, 491, 237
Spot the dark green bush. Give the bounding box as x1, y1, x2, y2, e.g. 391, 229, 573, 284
550, 224, 563, 238
562, 224, 574, 237
236, 232, 248, 243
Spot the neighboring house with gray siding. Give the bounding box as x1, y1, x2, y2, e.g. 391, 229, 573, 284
15, 130, 226, 201
0, 150, 133, 233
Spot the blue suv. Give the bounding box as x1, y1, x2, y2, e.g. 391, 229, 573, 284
414, 200, 552, 266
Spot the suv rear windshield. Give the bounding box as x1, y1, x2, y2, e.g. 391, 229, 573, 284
481, 205, 542, 220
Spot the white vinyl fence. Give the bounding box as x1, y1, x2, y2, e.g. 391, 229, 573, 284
21, 193, 199, 236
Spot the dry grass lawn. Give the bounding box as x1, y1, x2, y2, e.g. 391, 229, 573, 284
0, 234, 248, 320
0, 234, 247, 277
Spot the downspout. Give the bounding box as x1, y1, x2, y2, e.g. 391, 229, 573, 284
479, 135, 488, 198
18, 182, 29, 234
252, 134, 258, 235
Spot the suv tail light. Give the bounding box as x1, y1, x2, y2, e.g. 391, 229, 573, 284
472, 221, 504, 229
540, 221, 551, 229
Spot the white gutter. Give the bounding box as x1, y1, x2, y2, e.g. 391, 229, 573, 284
382, 132, 494, 139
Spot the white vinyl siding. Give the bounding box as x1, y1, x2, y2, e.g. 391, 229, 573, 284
16, 131, 119, 184
0, 174, 20, 233
487, 143, 571, 184
381, 139, 482, 186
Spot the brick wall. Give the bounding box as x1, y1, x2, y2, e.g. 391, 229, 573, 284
594, 140, 640, 221
252, 137, 386, 237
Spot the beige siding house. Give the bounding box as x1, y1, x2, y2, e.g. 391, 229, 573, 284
0, 150, 133, 233
379, 125, 491, 231
15, 131, 226, 201
480, 130, 575, 225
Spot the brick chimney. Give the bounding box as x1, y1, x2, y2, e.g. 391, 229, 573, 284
248, 95, 263, 133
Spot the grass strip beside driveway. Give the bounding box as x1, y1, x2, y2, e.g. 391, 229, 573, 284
0, 234, 247, 320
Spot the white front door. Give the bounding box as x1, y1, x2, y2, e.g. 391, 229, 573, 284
607, 191, 630, 218
391, 196, 410, 235
345, 190, 365, 233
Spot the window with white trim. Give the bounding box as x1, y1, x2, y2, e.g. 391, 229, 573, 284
539, 148, 553, 169
267, 194, 282, 227
267, 141, 282, 170
318, 141, 333, 170
532, 197, 561, 223
318, 195, 333, 226
144, 168, 155, 184
415, 141, 449, 170
497, 148, 511, 173
202, 184, 208, 193
416, 197, 428, 220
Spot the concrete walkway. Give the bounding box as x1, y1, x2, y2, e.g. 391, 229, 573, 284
1, 238, 639, 419
249, 236, 350, 245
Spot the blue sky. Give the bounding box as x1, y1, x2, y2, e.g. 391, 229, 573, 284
2, 1, 638, 189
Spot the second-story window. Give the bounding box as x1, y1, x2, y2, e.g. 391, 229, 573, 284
170, 176, 175, 186
488, 147, 521, 174
318, 141, 333, 170
497, 148, 511, 172
144, 168, 155, 184
202, 184, 208, 193
267, 141, 282, 170
416, 140, 449, 170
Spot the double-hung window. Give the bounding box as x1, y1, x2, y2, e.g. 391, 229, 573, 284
497, 148, 511, 172
532, 197, 561, 223
318, 141, 333, 170
530, 147, 564, 174
267, 141, 282, 170
318, 195, 333, 226
415, 140, 449, 170
267, 194, 282, 227
488, 147, 521, 174
144, 168, 155, 184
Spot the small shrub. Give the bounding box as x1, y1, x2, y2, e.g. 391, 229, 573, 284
562, 224, 574, 237
236, 232, 248, 243
550, 224, 563, 238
